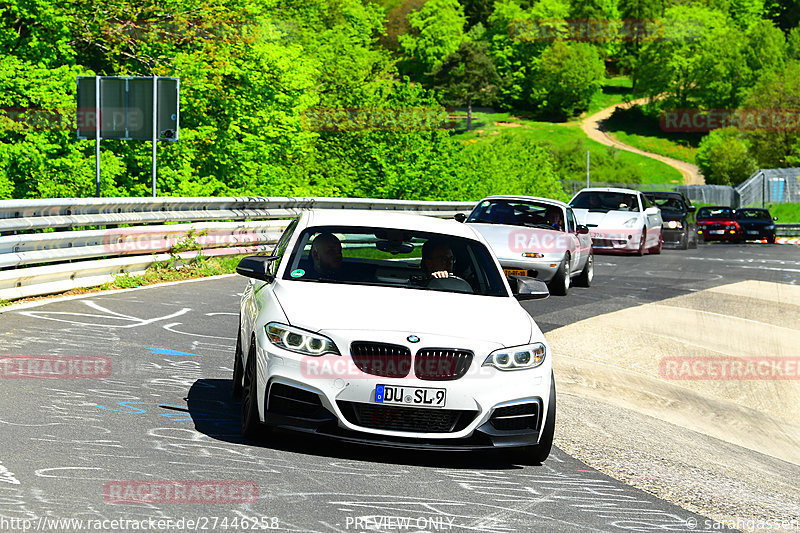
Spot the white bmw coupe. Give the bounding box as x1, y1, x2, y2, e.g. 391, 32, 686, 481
232, 210, 556, 463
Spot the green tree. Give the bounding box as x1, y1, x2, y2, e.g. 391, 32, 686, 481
398, 0, 466, 79
537, 42, 605, 117
695, 127, 757, 185
741, 61, 800, 167
429, 40, 500, 130
454, 133, 568, 200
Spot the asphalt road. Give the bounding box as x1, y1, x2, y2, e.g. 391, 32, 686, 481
1, 242, 797, 533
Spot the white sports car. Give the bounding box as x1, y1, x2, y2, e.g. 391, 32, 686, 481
462, 196, 594, 296
233, 210, 556, 463
570, 187, 664, 255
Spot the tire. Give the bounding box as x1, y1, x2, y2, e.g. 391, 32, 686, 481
513, 372, 556, 465
548, 256, 570, 296
649, 233, 663, 254
689, 231, 699, 249
232, 330, 243, 399
241, 340, 262, 440
574, 252, 593, 288
636, 229, 646, 256
679, 230, 689, 250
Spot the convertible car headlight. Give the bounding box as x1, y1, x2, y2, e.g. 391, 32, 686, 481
623, 217, 638, 228
483, 343, 546, 371
666, 220, 682, 229
266, 322, 340, 356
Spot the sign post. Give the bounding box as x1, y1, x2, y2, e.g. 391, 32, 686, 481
77, 76, 179, 197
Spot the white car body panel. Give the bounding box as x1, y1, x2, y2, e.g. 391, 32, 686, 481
235, 210, 554, 451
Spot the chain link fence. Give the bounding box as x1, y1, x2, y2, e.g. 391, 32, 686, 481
736, 168, 800, 207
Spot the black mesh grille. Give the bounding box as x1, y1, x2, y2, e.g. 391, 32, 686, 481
338, 401, 476, 433
414, 349, 473, 380
350, 342, 411, 378
490, 402, 540, 431
268, 383, 324, 418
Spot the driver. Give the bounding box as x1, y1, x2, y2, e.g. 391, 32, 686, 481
421, 239, 455, 279
544, 205, 563, 230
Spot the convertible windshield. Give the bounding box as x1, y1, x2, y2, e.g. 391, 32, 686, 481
467, 199, 564, 230
647, 196, 686, 213
736, 209, 771, 220
282, 226, 509, 297
697, 207, 734, 219
570, 191, 640, 212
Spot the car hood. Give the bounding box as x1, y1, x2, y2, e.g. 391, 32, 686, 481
698, 217, 736, 224
737, 219, 772, 228
572, 208, 642, 228
468, 223, 566, 256
272, 280, 534, 346
660, 212, 686, 222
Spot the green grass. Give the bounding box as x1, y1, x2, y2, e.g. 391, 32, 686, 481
451, 110, 683, 184
100, 254, 244, 290
604, 105, 704, 164
584, 76, 634, 116
763, 203, 800, 223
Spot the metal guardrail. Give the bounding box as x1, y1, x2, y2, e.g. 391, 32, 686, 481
0, 197, 475, 301
776, 223, 800, 237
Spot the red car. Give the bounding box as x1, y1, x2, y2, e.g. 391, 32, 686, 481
696, 206, 743, 242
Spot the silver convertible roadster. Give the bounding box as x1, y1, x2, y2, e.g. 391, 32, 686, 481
461, 196, 593, 296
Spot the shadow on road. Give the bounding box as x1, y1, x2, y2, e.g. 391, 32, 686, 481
186, 378, 532, 470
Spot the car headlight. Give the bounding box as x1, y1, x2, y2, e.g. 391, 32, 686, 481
623, 217, 638, 228
483, 343, 546, 371
266, 322, 340, 356
766, 225, 775, 230
666, 220, 682, 229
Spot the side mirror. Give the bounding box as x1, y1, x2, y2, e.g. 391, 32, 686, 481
236, 255, 277, 282
453, 213, 467, 223
576, 225, 590, 235
645, 206, 660, 215
773, 216, 778, 221
508, 275, 549, 301
687, 205, 697, 213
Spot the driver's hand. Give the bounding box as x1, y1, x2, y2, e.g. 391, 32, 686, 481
431, 271, 450, 279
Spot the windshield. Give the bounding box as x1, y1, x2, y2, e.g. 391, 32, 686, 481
736, 209, 771, 220
697, 207, 734, 219
281, 226, 509, 297
570, 191, 640, 212
467, 199, 565, 230
647, 196, 686, 213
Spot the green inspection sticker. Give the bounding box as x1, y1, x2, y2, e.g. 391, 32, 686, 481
290, 269, 305, 278
481, 201, 490, 207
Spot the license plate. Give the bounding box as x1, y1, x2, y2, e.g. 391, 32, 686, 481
504, 268, 527, 277
710, 230, 725, 235
375, 385, 446, 408
747, 231, 759, 235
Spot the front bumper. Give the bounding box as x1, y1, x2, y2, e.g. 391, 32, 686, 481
495, 256, 563, 283
589, 229, 640, 253
254, 338, 552, 449
662, 228, 686, 247
697, 228, 741, 241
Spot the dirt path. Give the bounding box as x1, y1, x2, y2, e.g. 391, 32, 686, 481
582, 98, 706, 185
